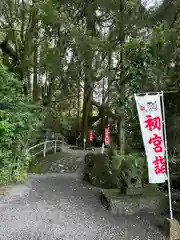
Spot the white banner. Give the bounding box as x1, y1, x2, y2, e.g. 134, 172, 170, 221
135, 93, 167, 183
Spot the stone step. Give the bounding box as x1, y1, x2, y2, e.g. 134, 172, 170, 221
101, 186, 168, 216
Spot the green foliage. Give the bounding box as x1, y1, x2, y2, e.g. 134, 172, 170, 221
107, 148, 148, 184
105, 144, 117, 161
1, 0, 180, 170
106, 144, 145, 171
43, 104, 78, 134
111, 152, 144, 171
0, 65, 41, 184
120, 153, 144, 170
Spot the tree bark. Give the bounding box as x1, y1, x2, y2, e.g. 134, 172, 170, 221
81, 79, 93, 146
117, 0, 126, 154
101, 77, 105, 142
77, 77, 81, 132
81, 1, 96, 146
119, 114, 126, 154
33, 45, 39, 102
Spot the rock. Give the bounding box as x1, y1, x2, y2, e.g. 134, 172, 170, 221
59, 164, 64, 167
83, 153, 121, 189
100, 185, 168, 216
125, 187, 143, 196
60, 169, 65, 173
164, 218, 180, 239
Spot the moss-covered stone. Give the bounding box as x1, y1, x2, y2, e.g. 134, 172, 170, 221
100, 185, 168, 216
83, 153, 121, 189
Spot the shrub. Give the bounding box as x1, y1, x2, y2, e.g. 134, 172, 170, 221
106, 147, 148, 185
0, 64, 41, 184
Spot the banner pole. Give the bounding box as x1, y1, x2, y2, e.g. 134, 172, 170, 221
161, 91, 173, 220
135, 90, 179, 96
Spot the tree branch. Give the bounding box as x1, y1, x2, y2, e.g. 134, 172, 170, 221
1, 0, 19, 55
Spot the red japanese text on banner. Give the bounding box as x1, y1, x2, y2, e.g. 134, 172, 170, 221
135, 94, 167, 183
104, 128, 110, 145
89, 130, 93, 142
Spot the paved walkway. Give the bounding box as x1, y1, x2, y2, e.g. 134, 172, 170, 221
0, 174, 166, 240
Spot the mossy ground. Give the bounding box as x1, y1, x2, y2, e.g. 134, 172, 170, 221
28, 155, 47, 174
30, 160, 45, 174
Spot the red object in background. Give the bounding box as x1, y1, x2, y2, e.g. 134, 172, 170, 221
89, 130, 93, 142
104, 128, 110, 145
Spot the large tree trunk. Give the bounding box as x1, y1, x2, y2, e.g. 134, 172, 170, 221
101, 77, 105, 143
119, 114, 126, 154
77, 78, 81, 132
81, 80, 93, 146
33, 45, 39, 102
42, 74, 54, 106
81, 2, 96, 146
117, 1, 126, 154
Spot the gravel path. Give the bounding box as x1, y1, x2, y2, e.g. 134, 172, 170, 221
0, 173, 166, 240
33, 145, 100, 174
